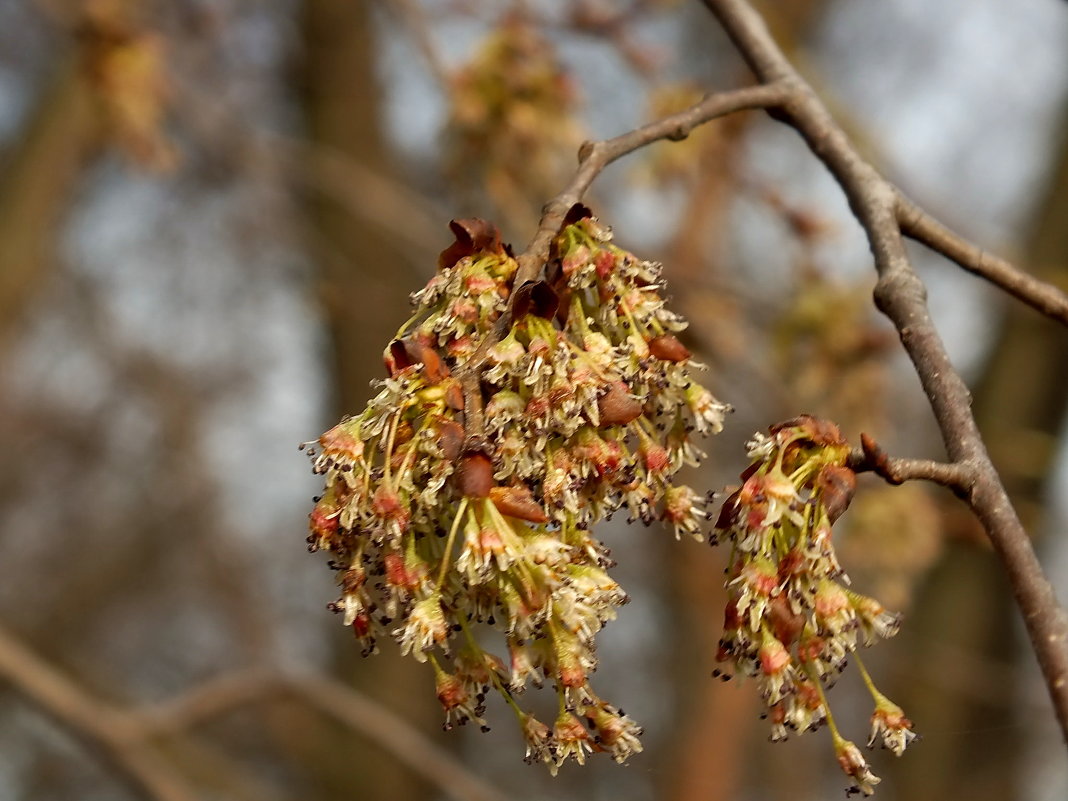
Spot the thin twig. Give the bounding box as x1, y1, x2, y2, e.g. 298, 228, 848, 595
0, 621, 512, 801
895, 190, 1068, 326
0, 623, 199, 801
386, 0, 453, 89
279, 134, 446, 255
701, 0, 1068, 742
136, 668, 281, 738
458, 81, 790, 448
848, 433, 973, 494
292, 674, 510, 801
137, 668, 510, 801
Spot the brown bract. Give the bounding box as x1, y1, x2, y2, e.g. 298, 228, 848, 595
648, 334, 691, 362
511, 280, 560, 320
438, 218, 509, 270
456, 452, 496, 498
598, 382, 643, 425
387, 338, 452, 382
816, 464, 857, 524
489, 486, 549, 523
771, 414, 846, 448
436, 419, 465, 462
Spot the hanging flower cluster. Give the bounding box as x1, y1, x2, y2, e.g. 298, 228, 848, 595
303, 209, 728, 773
714, 415, 916, 795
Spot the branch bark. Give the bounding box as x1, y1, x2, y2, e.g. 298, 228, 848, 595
896, 191, 1068, 326
848, 433, 973, 493
292, 675, 509, 801
0, 58, 95, 353
439, 0, 1068, 742
701, 0, 1068, 743
139, 668, 510, 801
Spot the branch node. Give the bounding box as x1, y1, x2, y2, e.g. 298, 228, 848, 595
858, 432, 902, 484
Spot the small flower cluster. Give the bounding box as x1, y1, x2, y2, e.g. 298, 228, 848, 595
445, 17, 581, 226
78, 0, 176, 171
304, 210, 727, 773
714, 416, 915, 796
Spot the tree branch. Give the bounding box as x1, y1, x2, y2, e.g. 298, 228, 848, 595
848, 433, 974, 494
0, 622, 511, 801
0, 622, 199, 801
383, 0, 452, 90
135, 668, 281, 738
895, 190, 1068, 326
702, 0, 1068, 742
0, 58, 96, 354
140, 667, 510, 801
458, 81, 790, 448
291, 674, 510, 801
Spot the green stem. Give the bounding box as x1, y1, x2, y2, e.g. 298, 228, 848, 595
382, 409, 402, 485
435, 497, 469, 589
803, 663, 843, 742
395, 414, 433, 485
853, 652, 890, 706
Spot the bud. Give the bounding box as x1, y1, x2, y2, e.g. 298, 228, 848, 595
456, 452, 495, 498
647, 334, 691, 362
551, 711, 592, 774
490, 485, 549, 523
868, 696, 916, 755
597, 382, 643, 425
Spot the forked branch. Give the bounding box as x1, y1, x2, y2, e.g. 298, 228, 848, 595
848, 433, 974, 495
0, 622, 508, 801
441, 0, 1068, 741
701, 0, 1068, 742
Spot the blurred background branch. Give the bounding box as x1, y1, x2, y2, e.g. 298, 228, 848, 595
0, 623, 508, 801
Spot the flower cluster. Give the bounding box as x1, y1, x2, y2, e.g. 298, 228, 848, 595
78, 0, 176, 171
714, 415, 915, 795
304, 210, 727, 773
445, 17, 581, 227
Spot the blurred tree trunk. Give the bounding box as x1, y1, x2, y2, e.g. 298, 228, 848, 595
0, 60, 95, 352
296, 2, 437, 799
895, 104, 1068, 801
300, 0, 421, 408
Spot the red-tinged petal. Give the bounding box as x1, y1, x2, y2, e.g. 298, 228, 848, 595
594, 249, 615, 280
